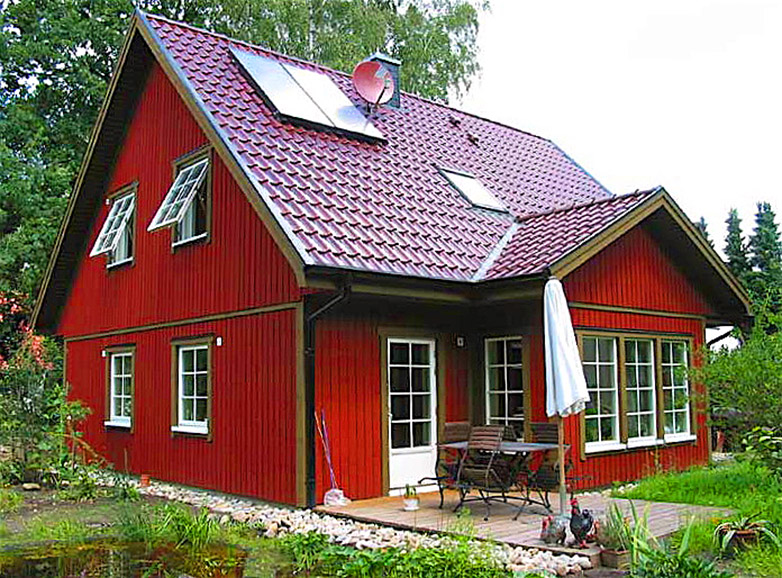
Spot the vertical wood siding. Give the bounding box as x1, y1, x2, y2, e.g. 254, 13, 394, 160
554, 222, 711, 488
445, 340, 470, 422
58, 62, 299, 338
314, 316, 383, 501
562, 310, 708, 488
563, 226, 713, 315
66, 310, 299, 504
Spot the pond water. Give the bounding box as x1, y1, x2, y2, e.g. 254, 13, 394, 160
0, 541, 255, 578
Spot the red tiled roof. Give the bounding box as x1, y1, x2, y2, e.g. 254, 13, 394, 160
484, 190, 658, 280
144, 14, 649, 282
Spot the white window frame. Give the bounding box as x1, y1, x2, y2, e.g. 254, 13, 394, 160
148, 156, 209, 233
583, 336, 622, 453
104, 350, 133, 428
440, 167, 506, 212
387, 338, 438, 453
484, 336, 525, 439
172, 344, 210, 435
662, 340, 693, 443
625, 339, 657, 448
90, 191, 136, 260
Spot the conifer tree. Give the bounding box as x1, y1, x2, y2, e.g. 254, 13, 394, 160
724, 208, 750, 280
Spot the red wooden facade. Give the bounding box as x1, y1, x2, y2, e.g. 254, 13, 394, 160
312, 225, 711, 500
56, 44, 716, 508
59, 63, 303, 504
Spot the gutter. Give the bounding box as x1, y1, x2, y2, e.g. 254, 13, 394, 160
304, 278, 352, 508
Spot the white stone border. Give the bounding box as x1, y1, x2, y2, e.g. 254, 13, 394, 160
98, 474, 592, 576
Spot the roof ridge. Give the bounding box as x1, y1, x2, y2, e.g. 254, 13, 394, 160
141, 10, 556, 145
514, 187, 660, 224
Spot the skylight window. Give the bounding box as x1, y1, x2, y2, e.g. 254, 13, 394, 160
148, 157, 209, 232
231, 47, 383, 141
441, 169, 505, 212
90, 193, 136, 257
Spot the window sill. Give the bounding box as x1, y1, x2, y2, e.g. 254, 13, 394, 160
585, 441, 627, 454
626, 438, 664, 449
172, 232, 208, 249
665, 433, 697, 444
107, 258, 133, 270
171, 425, 209, 436
104, 420, 131, 429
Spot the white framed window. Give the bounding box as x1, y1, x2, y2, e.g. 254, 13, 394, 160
582, 336, 621, 451
90, 190, 136, 265
662, 340, 692, 442
105, 349, 133, 428
172, 342, 210, 435
148, 156, 209, 233
173, 183, 208, 246
440, 168, 505, 212
625, 339, 656, 446
485, 336, 524, 439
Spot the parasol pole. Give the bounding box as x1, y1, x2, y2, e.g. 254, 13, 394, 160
557, 415, 568, 515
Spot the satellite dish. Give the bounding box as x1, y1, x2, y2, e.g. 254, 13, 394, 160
352, 60, 395, 106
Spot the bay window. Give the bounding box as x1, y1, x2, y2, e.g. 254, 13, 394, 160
580, 331, 694, 453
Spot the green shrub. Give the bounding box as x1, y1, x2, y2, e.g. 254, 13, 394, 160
631, 520, 733, 578
281, 530, 509, 578
0, 489, 22, 514
742, 427, 782, 475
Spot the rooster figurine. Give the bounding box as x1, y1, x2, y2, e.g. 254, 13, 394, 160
540, 514, 568, 545
569, 497, 594, 548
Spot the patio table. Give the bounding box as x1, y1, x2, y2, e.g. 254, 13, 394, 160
441, 440, 567, 515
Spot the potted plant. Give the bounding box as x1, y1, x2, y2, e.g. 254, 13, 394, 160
714, 514, 781, 555
403, 484, 419, 511
596, 503, 632, 569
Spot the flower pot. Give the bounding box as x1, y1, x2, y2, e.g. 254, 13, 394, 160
140, 474, 151, 488
403, 497, 420, 511
600, 549, 630, 570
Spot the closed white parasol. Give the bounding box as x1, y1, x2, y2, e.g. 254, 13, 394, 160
544, 277, 590, 514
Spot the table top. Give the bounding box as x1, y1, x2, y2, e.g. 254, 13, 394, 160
441, 441, 563, 452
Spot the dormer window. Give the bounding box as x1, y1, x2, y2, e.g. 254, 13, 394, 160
90, 184, 136, 268
149, 149, 211, 246
440, 168, 505, 212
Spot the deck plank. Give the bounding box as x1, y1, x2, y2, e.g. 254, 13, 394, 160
317, 490, 730, 567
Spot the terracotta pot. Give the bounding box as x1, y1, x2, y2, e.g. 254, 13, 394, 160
600, 548, 630, 570
140, 474, 151, 487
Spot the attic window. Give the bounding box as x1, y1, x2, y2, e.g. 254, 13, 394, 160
440, 168, 505, 212
148, 157, 209, 232
90, 191, 136, 258
230, 47, 383, 141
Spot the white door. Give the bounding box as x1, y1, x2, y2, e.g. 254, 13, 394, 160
387, 338, 438, 494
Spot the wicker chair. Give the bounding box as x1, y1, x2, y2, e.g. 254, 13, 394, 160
417, 421, 472, 508
455, 425, 523, 520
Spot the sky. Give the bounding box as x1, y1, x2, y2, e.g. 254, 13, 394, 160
461, 0, 782, 253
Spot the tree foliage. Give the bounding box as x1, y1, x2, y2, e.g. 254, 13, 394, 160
0, 0, 485, 314
724, 208, 750, 281
695, 308, 782, 434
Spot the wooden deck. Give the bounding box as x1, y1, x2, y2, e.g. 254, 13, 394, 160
318, 490, 729, 566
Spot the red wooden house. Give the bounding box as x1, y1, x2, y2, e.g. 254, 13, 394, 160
33, 12, 750, 507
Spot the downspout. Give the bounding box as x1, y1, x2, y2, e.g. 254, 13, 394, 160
304, 278, 351, 508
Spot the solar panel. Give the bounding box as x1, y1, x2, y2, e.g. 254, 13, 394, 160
282, 63, 384, 140
148, 158, 209, 232
441, 169, 506, 212
231, 48, 332, 128
90, 193, 136, 257
231, 47, 383, 140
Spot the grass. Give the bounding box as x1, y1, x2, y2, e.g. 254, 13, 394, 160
0, 488, 23, 514
616, 460, 782, 576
